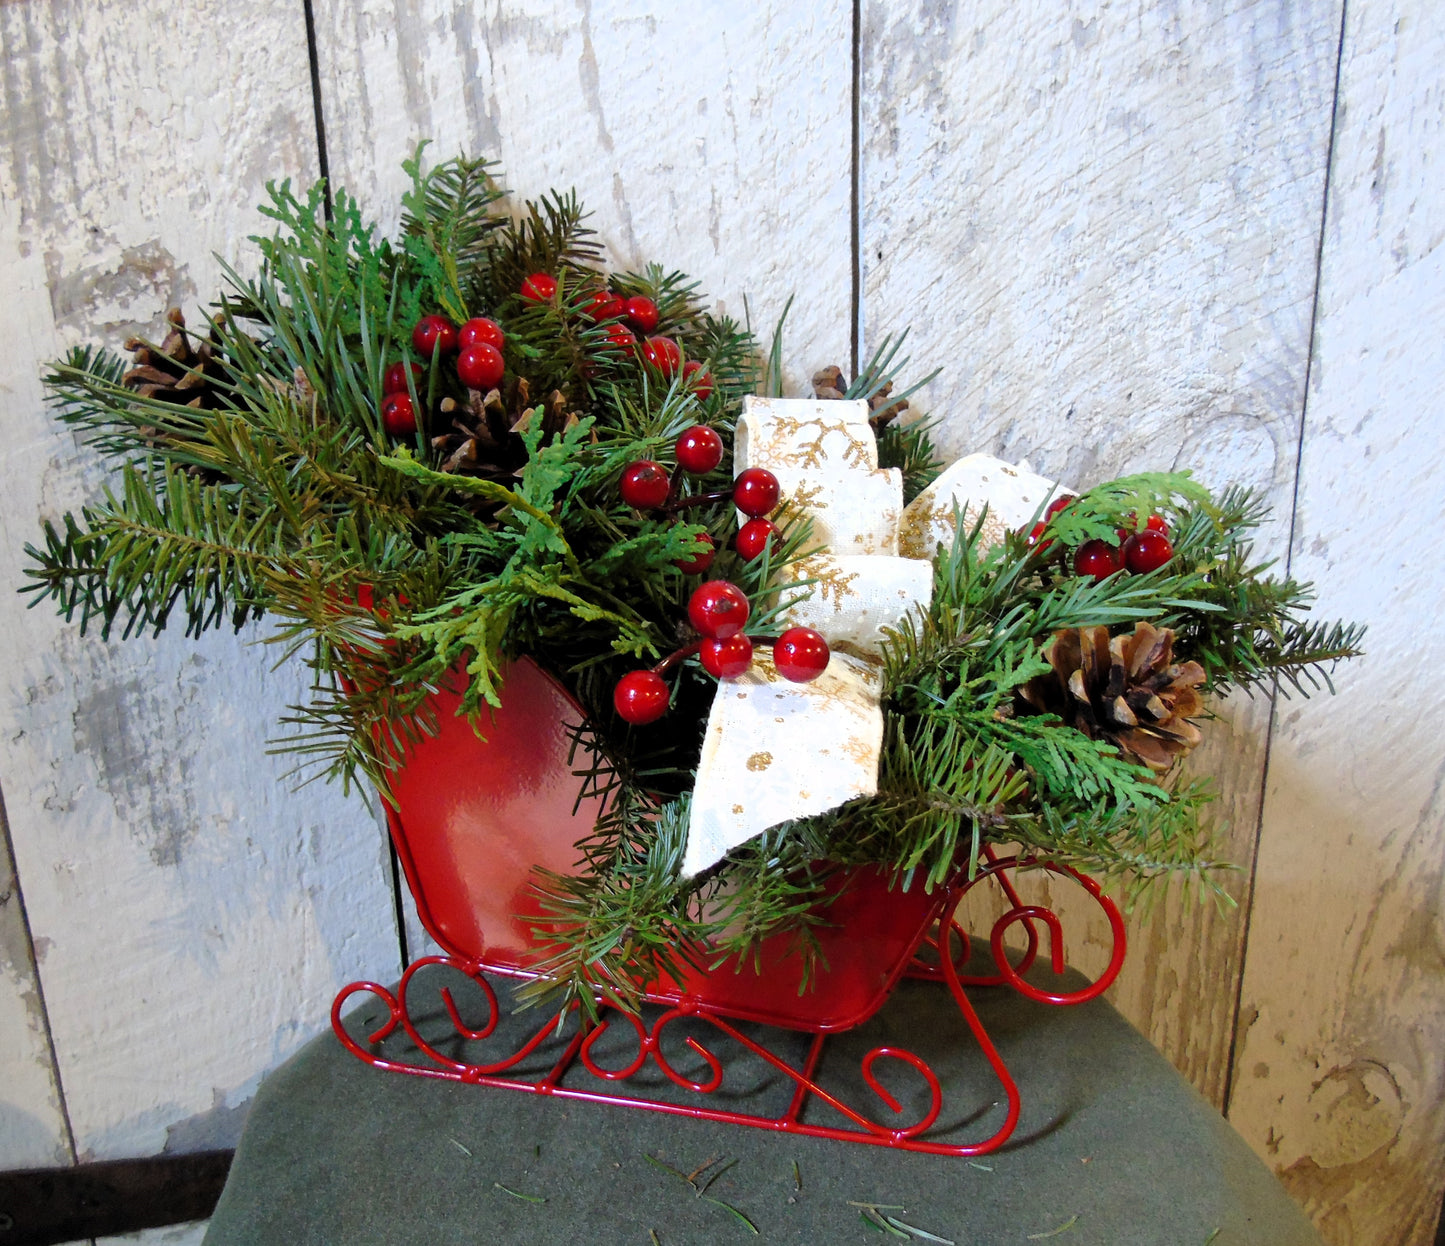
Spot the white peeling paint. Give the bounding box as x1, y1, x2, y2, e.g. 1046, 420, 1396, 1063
0, 0, 400, 1162
1229, 2, 1445, 1239
313, 0, 855, 394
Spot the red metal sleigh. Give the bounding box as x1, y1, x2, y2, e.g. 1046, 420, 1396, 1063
331, 659, 1126, 1155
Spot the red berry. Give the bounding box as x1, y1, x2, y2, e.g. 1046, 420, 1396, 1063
624, 295, 659, 334
675, 426, 724, 475
641, 335, 682, 377
1024, 521, 1053, 553
735, 518, 777, 562
613, 670, 670, 725
700, 634, 754, 680
457, 342, 505, 391
619, 460, 671, 510
356, 583, 376, 611
382, 392, 417, 435
521, 272, 557, 303
604, 324, 638, 351
1123, 530, 1174, 574
382, 361, 423, 395
733, 467, 781, 517
688, 580, 750, 639
585, 291, 625, 321
1074, 539, 1125, 582
682, 360, 714, 401
458, 317, 505, 350
674, 532, 716, 575
1117, 512, 1171, 541
412, 315, 458, 358
1045, 493, 1075, 518
774, 627, 830, 683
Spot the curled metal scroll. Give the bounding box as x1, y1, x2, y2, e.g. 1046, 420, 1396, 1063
331, 857, 1125, 1156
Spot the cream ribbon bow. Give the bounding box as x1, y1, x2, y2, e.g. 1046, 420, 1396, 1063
681, 396, 1070, 878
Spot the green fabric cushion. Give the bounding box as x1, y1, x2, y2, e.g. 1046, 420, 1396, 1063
205, 967, 1323, 1245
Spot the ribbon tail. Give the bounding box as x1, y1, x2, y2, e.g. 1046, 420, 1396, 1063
682, 651, 884, 879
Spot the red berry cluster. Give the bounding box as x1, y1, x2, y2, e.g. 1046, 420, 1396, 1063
381, 314, 510, 436
619, 430, 784, 576
613, 576, 831, 725
1024, 497, 1175, 583
521, 274, 714, 396
389, 280, 717, 437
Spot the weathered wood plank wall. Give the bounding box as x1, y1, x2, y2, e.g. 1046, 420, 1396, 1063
0, 3, 1439, 1243
1226, 1, 1445, 1238
0, 0, 399, 1180
860, 0, 1343, 1106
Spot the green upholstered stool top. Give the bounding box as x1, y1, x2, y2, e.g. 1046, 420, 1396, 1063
204, 969, 1323, 1246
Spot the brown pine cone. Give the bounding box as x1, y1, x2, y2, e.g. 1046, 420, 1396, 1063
812, 365, 848, 400
429, 378, 583, 524
811, 364, 908, 431
1018, 622, 1206, 772
865, 380, 909, 431
122, 308, 226, 409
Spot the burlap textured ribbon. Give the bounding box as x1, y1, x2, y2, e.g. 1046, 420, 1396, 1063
681, 398, 1069, 878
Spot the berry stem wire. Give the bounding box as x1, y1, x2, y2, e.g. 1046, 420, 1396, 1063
664, 463, 687, 508
651, 641, 703, 677
657, 489, 733, 515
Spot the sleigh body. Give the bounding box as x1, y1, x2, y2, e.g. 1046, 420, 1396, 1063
332, 659, 1126, 1155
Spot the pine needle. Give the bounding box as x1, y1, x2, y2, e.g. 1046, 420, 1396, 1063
860, 1209, 910, 1238
493, 1182, 545, 1203
849, 1201, 953, 1244
883, 1216, 955, 1245
643, 1154, 692, 1183
698, 1157, 739, 1195
701, 1195, 759, 1234
1027, 1214, 1079, 1239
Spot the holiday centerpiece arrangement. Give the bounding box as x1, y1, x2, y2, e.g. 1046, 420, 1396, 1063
24, 150, 1361, 1131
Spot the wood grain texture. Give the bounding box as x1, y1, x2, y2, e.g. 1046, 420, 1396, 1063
1227, 3, 1445, 1241
311, 0, 855, 394
0, 0, 399, 1160
860, 0, 1341, 1105
0, 792, 70, 1168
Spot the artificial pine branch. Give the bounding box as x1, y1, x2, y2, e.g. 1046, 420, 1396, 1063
401, 145, 506, 321
23, 145, 1363, 1011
